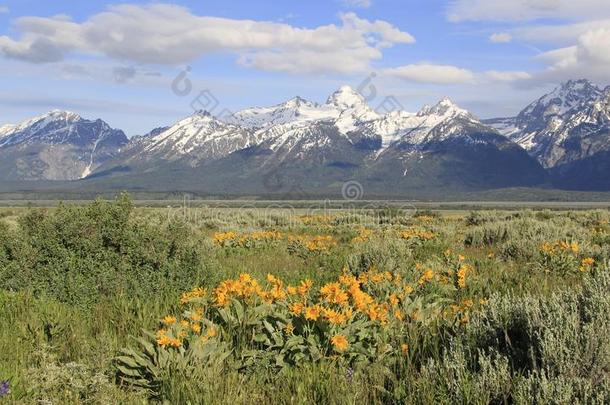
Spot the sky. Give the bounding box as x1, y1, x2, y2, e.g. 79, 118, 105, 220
0, 0, 609, 135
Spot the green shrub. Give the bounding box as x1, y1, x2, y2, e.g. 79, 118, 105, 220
0, 194, 212, 306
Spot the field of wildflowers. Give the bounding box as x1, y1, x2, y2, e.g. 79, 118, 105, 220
0, 197, 609, 403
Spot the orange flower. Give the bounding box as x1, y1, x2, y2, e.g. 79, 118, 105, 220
304, 305, 322, 321
289, 302, 305, 316
331, 334, 349, 352
320, 283, 349, 306
323, 308, 347, 325
161, 316, 177, 325
418, 269, 434, 285
298, 279, 313, 296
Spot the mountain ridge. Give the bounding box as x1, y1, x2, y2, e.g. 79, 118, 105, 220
1, 80, 607, 195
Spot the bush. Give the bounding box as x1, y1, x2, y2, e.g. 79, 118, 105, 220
421, 269, 610, 404
0, 194, 212, 306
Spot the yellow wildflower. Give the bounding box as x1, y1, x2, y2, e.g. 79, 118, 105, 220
289, 302, 305, 316
298, 279, 313, 296
161, 316, 177, 325
457, 265, 470, 289
323, 308, 347, 325
206, 327, 217, 338
331, 334, 349, 352
418, 269, 434, 285
320, 282, 349, 306
304, 305, 322, 321
580, 257, 595, 272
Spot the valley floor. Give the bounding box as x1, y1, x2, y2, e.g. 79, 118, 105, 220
1, 198, 609, 403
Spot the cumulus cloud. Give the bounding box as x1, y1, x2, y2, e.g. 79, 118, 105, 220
0, 4, 413, 75
485, 70, 531, 82
532, 28, 610, 82
489, 32, 512, 43
0, 6, 9, 13
447, 0, 610, 22
383, 63, 475, 84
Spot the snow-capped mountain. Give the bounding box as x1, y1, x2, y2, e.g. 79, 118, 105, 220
126, 111, 258, 164
374, 98, 476, 147
486, 79, 608, 167
88, 86, 545, 194
485, 79, 610, 190
0, 85, 553, 194
0, 110, 127, 181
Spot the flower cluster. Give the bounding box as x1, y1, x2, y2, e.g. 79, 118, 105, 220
400, 228, 437, 241
288, 235, 336, 253
152, 266, 480, 364
299, 215, 334, 225
416, 215, 436, 223
579, 257, 595, 272
213, 230, 283, 248
352, 227, 373, 243
0, 381, 9, 398
540, 241, 580, 255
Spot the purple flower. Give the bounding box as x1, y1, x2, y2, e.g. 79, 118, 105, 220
0, 380, 9, 397
346, 367, 354, 382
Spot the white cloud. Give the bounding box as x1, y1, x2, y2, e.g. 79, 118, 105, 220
489, 32, 512, 43
532, 28, 610, 83
447, 0, 610, 84
383, 63, 475, 84
342, 0, 372, 8
0, 4, 413, 75
0, 6, 9, 14
485, 70, 531, 82
516, 19, 610, 45
447, 0, 610, 22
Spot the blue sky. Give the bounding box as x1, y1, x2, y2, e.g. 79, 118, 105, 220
1, 0, 609, 135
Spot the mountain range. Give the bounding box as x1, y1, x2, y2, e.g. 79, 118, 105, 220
1, 79, 609, 197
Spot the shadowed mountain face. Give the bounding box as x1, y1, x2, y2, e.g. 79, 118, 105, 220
485, 79, 610, 191
0, 110, 128, 181
0, 85, 555, 196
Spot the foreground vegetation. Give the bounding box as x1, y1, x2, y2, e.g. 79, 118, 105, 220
0, 196, 609, 403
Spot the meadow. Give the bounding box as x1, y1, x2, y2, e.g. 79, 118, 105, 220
0, 195, 609, 404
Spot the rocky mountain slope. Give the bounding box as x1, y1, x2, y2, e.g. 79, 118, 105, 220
0, 110, 128, 181
486, 79, 610, 190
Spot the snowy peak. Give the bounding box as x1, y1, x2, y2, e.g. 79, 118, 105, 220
326, 86, 367, 110
140, 110, 256, 159
0, 110, 126, 149
283, 96, 315, 109
556, 78, 599, 95
0, 110, 128, 181
418, 97, 471, 119
43, 109, 82, 122
486, 78, 610, 169
0, 110, 82, 138
522, 79, 602, 118
228, 95, 334, 130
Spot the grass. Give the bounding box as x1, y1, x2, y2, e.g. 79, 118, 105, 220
0, 197, 609, 403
